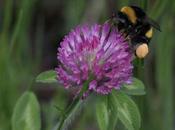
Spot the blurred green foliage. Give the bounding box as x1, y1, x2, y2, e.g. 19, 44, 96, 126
0, 0, 174, 130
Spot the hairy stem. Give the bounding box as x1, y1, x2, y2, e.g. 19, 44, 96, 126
57, 97, 80, 130
57, 77, 93, 130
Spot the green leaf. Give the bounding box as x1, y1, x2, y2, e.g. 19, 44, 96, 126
107, 95, 118, 130
36, 70, 57, 83
111, 91, 141, 130
96, 96, 108, 130
122, 78, 146, 95
12, 91, 41, 130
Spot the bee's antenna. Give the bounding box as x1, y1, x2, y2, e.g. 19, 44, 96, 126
112, 12, 116, 18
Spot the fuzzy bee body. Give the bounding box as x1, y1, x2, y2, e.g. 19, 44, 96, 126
112, 5, 160, 58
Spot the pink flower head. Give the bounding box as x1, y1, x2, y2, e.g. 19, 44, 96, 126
56, 23, 133, 95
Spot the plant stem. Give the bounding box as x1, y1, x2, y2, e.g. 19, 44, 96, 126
57, 77, 93, 130
57, 97, 80, 130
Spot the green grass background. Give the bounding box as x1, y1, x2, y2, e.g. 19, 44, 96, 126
0, 0, 174, 130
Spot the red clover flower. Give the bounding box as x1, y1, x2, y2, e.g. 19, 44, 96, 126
56, 23, 133, 95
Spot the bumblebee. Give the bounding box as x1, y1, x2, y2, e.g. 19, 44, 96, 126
111, 5, 160, 58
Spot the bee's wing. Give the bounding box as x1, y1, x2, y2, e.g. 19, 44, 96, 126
147, 17, 161, 31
